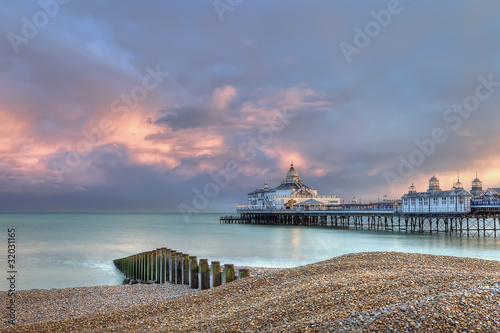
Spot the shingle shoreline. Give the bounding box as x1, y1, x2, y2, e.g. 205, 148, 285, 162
2, 252, 499, 332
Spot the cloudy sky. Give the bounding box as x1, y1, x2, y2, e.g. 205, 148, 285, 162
1, 0, 500, 212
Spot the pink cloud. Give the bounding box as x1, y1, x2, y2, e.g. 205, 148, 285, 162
210, 85, 238, 109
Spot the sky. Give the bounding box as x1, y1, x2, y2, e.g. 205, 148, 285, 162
1, 0, 500, 212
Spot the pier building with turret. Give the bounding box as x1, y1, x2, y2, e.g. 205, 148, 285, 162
244, 164, 340, 210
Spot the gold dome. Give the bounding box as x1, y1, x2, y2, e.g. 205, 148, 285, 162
285, 163, 299, 183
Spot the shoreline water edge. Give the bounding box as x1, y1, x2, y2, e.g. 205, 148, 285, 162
1, 252, 499, 332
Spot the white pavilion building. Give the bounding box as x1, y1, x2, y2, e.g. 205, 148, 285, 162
402, 175, 471, 213
245, 164, 341, 210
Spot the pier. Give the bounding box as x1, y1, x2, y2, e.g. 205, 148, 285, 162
221, 206, 500, 237
225, 164, 500, 237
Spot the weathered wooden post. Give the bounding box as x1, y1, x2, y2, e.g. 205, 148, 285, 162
169, 250, 176, 283
146, 252, 150, 282
124, 257, 129, 279
150, 251, 155, 283
134, 254, 139, 281
122, 257, 126, 278
130, 256, 134, 279
130, 256, 133, 279
239, 268, 250, 279
128, 256, 133, 280
200, 259, 210, 290
190, 256, 198, 289
160, 248, 167, 284
137, 254, 141, 281
182, 254, 190, 285
176, 252, 183, 284
224, 264, 236, 283
153, 249, 160, 283
211, 261, 221, 287
158, 249, 163, 284
132, 255, 136, 279
165, 248, 171, 283
144, 252, 148, 282
141, 252, 146, 282
156, 248, 161, 283
132, 254, 137, 281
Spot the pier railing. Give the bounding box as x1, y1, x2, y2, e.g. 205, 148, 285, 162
113, 248, 250, 290
236, 203, 401, 212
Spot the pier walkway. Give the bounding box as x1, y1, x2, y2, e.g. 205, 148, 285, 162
220, 207, 500, 237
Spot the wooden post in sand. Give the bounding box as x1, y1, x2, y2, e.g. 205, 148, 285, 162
200, 259, 210, 290
211, 261, 221, 287
169, 250, 176, 283
137, 254, 141, 281
135, 253, 141, 280
156, 248, 161, 283
159, 249, 164, 284
124, 257, 129, 278
130, 256, 134, 279
160, 248, 166, 284
150, 251, 155, 282
146, 252, 150, 282
131, 256, 135, 279
132, 255, 136, 281
144, 252, 148, 282
134, 255, 137, 280
165, 249, 170, 283
224, 264, 236, 283
190, 256, 198, 289
239, 268, 250, 279
134, 254, 138, 281
141, 252, 146, 282
176, 252, 183, 284
183, 254, 190, 285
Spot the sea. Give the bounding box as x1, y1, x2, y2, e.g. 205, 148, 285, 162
1, 213, 499, 291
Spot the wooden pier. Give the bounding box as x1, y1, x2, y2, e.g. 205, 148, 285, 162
220, 208, 500, 237
113, 247, 250, 289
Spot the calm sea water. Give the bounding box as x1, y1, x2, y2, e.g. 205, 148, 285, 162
1, 213, 499, 290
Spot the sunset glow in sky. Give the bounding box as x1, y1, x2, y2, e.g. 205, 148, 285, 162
1, 1, 500, 212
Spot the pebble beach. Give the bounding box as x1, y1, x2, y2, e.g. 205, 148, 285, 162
2, 252, 499, 332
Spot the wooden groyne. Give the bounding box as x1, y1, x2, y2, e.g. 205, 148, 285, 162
113, 248, 250, 289
221, 209, 500, 237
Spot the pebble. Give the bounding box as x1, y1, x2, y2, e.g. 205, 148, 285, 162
1, 252, 499, 332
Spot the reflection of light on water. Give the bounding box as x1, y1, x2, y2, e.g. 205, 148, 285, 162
290, 228, 300, 245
